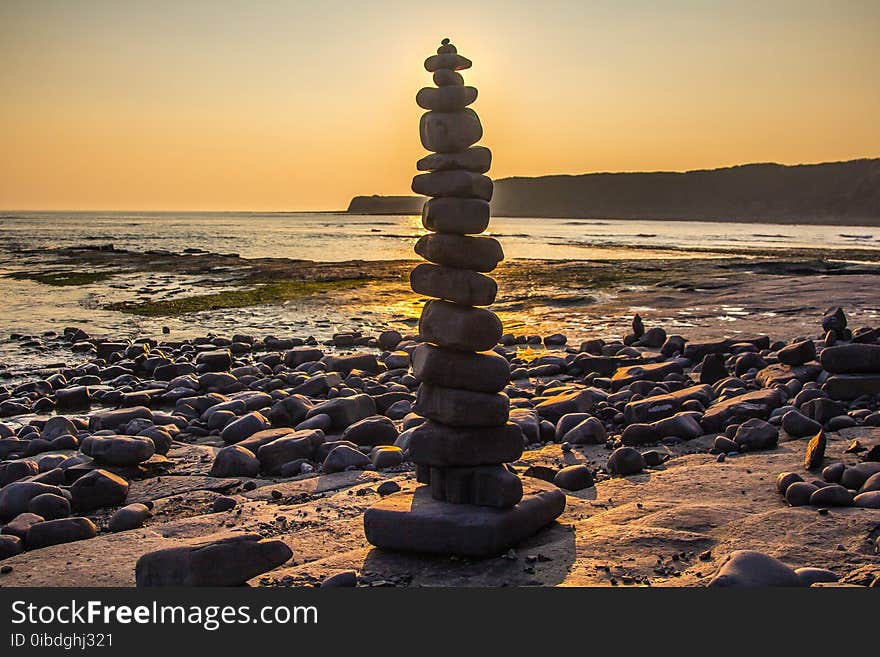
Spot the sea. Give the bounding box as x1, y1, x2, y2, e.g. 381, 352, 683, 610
1, 211, 878, 262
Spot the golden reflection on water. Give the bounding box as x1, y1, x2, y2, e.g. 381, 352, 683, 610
403, 212, 495, 238
404, 214, 427, 238
382, 295, 424, 321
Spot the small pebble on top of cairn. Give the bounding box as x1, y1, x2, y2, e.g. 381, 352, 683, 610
363, 39, 565, 558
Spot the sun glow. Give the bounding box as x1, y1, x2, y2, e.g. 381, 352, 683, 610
1, 1, 878, 211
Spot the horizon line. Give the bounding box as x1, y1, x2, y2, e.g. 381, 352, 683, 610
3, 155, 877, 214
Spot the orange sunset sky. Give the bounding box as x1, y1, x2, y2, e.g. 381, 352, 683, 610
1, 0, 879, 211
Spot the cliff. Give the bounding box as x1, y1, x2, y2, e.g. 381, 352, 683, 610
347, 158, 880, 225
346, 195, 425, 215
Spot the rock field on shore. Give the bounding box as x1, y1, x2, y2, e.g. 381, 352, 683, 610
0, 306, 879, 586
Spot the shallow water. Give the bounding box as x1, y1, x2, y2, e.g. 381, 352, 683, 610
1, 211, 879, 374
2, 211, 878, 262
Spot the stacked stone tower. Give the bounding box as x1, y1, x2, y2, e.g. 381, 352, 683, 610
363, 39, 565, 558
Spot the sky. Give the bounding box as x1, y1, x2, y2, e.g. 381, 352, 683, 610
1, 0, 879, 211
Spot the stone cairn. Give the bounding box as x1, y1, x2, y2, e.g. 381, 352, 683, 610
363, 39, 565, 558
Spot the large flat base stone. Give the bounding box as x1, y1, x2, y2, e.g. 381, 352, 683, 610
363, 479, 565, 558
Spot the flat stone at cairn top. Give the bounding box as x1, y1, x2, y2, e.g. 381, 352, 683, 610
363, 479, 565, 558
424, 52, 472, 72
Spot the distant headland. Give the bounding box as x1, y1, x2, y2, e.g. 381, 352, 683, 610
348, 158, 880, 226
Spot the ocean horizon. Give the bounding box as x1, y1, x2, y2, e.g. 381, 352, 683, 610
2, 210, 878, 264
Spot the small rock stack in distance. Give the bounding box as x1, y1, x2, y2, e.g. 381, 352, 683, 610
363, 39, 565, 558
408, 38, 523, 508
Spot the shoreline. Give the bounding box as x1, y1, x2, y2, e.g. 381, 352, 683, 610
349, 210, 880, 228
1, 244, 880, 340
6, 208, 880, 228
0, 244, 878, 385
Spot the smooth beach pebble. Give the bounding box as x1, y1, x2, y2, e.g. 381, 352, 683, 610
708, 550, 801, 587
0, 535, 23, 560
822, 462, 846, 483
28, 493, 70, 521
135, 535, 293, 587
809, 484, 853, 507
795, 567, 839, 586
776, 472, 803, 495
212, 496, 237, 513
607, 447, 646, 476
553, 465, 594, 491
376, 481, 401, 496
785, 482, 819, 506
320, 570, 358, 588
25, 517, 97, 550
108, 503, 151, 532
853, 491, 880, 508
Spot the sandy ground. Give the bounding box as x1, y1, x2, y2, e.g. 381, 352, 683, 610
2, 427, 877, 587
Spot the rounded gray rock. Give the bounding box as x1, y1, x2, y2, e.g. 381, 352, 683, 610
416, 85, 477, 112
781, 410, 821, 437
342, 415, 398, 447
109, 502, 151, 532
28, 493, 70, 521
785, 481, 818, 506
821, 462, 846, 483
211, 497, 237, 513
320, 570, 358, 587
563, 417, 606, 445
776, 471, 803, 494
553, 465, 594, 491
210, 445, 261, 478
424, 53, 472, 72
0, 534, 23, 560
419, 300, 502, 352
708, 550, 801, 587
860, 472, 880, 493
414, 383, 509, 428
607, 447, 646, 476
370, 446, 404, 469
69, 469, 129, 512
26, 517, 97, 550
412, 343, 509, 393
220, 411, 269, 445
809, 484, 852, 507
322, 445, 371, 474
80, 435, 155, 466
419, 109, 482, 153
853, 490, 880, 508
410, 263, 497, 308
376, 481, 401, 497
414, 233, 502, 272
135, 534, 292, 587
0, 482, 65, 522
795, 567, 839, 586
